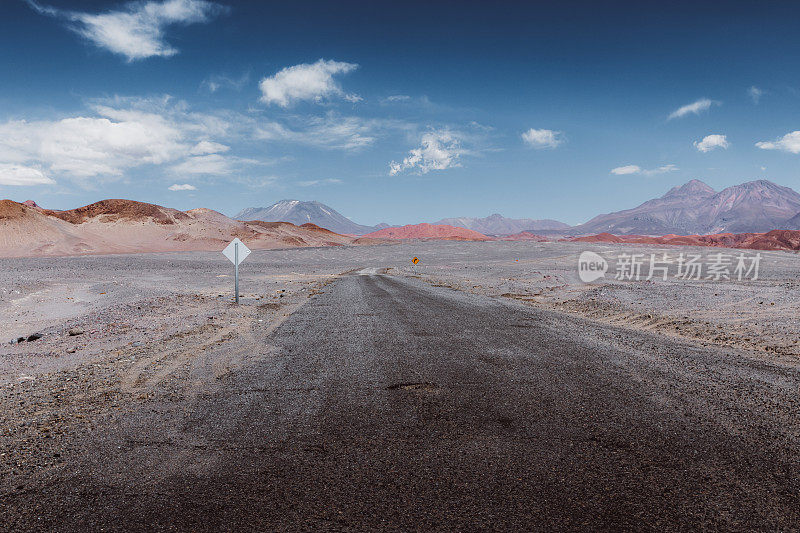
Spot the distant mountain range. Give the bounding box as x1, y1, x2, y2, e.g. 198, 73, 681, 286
570, 179, 800, 235
434, 214, 569, 235
235, 200, 375, 235
236, 179, 800, 237
236, 201, 569, 235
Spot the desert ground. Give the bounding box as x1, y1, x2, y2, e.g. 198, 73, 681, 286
1, 241, 799, 529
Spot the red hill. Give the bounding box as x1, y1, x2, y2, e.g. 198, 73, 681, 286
565, 230, 800, 251
363, 223, 489, 241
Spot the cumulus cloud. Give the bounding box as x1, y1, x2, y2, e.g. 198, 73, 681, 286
611, 164, 678, 176
0, 164, 55, 186
668, 98, 719, 120
749, 86, 763, 104
0, 97, 247, 185
694, 134, 729, 153
389, 130, 463, 175
0, 112, 187, 178
27, 0, 226, 61
168, 183, 196, 191
521, 128, 564, 149
258, 59, 359, 107
756, 131, 800, 153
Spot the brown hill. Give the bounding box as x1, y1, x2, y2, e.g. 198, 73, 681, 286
363, 223, 490, 241
0, 199, 369, 258
45, 199, 189, 225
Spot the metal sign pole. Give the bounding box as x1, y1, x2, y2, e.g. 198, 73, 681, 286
235, 242, 239, 304
222, 238, 250, 304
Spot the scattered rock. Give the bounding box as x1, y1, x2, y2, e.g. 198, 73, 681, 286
26, 333, 42, 342
66, 347, 77, 354
68, 327, 84, 336
132, 341, 143, 347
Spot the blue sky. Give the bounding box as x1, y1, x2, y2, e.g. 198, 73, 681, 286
2, 0, 800, 225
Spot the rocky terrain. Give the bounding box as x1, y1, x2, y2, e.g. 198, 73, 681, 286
1, 241, 799, 530
0, 199, 371, 257
498, 231, 550, 241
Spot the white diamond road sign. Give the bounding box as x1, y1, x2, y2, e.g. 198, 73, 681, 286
222, 238, 251, 266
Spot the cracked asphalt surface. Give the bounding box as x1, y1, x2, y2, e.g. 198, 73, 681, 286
4, 272, 800, 531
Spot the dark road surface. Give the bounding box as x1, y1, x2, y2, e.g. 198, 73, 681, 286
5, 273, 800, 531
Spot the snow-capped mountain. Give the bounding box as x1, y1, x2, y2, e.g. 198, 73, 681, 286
235, 200, 375, 235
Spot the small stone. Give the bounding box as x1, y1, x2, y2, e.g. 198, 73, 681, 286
26, 333, 42, 342
68, 328, 84, 336
132, 341, 143, 347
66, 347, 77, 354
16, 337, 25, 344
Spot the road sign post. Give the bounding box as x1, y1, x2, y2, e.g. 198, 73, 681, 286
235, 241, 239, 304
223, 238, 251, 304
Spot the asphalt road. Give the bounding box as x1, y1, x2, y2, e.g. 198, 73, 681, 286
5, 272, 800, 531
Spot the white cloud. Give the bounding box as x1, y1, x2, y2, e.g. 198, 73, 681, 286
611, 164, 678, 176
756, 131, 800, 154
0, 164, 55, 186
168, 183, 196, 191
200, 72, 249, 93
749, 86, 763, 104
694, 134, 729, 153
0, 97, 246, 184
258, 59, 359, 107
0, 111, 188, 178
296, 178, 342, 187
256, 113, 392, 151
610, 165, 641, 175
190, 140, 229, 155
27, 0, 225, 61
668, 98, 719, 120
170, 154, 232, 175
521, 128, 564, 149
384, 95, 411, 102
390, 130, 463, 175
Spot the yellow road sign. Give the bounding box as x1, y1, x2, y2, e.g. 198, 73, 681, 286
412, 257, 419, 265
